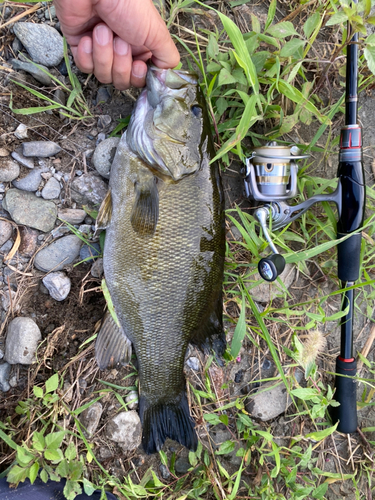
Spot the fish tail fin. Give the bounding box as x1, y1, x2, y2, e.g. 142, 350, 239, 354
139, 392, 198, 454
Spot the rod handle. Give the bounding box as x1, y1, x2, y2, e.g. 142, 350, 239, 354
332, 357, 357, 433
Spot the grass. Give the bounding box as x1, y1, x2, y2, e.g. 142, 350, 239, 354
1, 0, 375, 499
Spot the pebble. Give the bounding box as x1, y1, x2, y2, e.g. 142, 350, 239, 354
18, 227, 38, 257
95, 87, 111, 105
174, 457, 191, 475
10, 59, 53, 86
12, 167, 47, 192
159, 464, 170, 480
0, 240, 13, 255
3, 6, 12, 19
80, 243, 101, 263
0, 363, 11, 392
42, 272, 71, 301
41, 177, 61, 200
44, 5, 56, 19
9, 375, 18, 388
93, 137, 120, 179
13, 23, 64, 67
246, 263, 296, 303
51, 226, 70, 239
1, 289, 18, 312
0, 221, 12, 248
14, 123, 28, 140
11, 150, 34, 169
91, 258, 104, 278
34, 234, 82, 272
71, 174, 108, 206
5, 317, 42, 365
12, 37, 24, 54
22, 141, 61, 158
96, 133, 106, 145
0, 159, 20, 182
2, 189, 57, 232
186, 357, 200, 371
57, 208, 86, 225
125, 391, 139, 410
53, 88, 65, 106
80, 402, 103, 437
98, 115, 112, 129
105, 411, 142, 451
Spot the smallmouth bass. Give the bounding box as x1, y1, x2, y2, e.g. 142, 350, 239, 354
96, 66, 225, 454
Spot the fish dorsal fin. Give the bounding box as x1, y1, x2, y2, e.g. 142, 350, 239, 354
96, 189, 112, 231
95, 311, 132, 370
131, 175, 159, 236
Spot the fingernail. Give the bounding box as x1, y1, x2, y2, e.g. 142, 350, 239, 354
82, 38, 92, 54
132, 65, 147, 79
95, 24, 111, 46
114, 37, 129, 56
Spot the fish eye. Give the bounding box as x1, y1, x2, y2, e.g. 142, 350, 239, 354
191, 105, 202, 118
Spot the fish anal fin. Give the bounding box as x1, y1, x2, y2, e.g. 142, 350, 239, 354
131, 177, 159, 236
96, 189, 112, 231
95, 311, 132, 370
139, 391, 197, 454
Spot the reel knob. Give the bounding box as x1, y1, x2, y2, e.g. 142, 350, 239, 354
258, 254, 286, 282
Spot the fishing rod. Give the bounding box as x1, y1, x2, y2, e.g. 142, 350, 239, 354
242, 4, 365, 433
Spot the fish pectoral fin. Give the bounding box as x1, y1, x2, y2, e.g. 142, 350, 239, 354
95, 311, 132, 370
96, 189, 113, 231
130, 177, 159, 236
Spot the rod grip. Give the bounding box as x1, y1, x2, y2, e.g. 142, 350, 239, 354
332, 357, 357, 433
337, 232, 362, 282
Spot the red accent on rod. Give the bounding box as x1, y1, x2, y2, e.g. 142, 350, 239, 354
339, 356, 355, 363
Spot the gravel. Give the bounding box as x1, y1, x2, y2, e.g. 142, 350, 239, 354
0, 363, 11, 392
70, 173, 108, 206
57, 208, 86, 225
0, 221, 12, 248
5, 317, 42, 365
80, 402, 103, 437
0, 159, 20, 182
13, 22, 64, 67
34, 235, 83, 272
42, 272, 71, 301
10, 59, 52, 86
105, 411, 142, 451
22, 141, 61, 158
93, 137, 120, 179
14, 123, 28, 140
12, 167, 47, 192
41, 176, 61, 199
11, 150, 35, 169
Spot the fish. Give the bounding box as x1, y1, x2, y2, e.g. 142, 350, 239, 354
95, 65, 225, 454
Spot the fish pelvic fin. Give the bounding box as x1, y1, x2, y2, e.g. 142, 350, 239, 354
95, 311, 132, 370
131, 175, 159, 236
139, 392, 198, 455
96, 189, 112, 231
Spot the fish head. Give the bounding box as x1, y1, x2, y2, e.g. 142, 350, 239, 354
127, 66, 206, 182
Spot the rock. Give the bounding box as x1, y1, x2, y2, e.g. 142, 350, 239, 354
159, 464, 170, 480
0, 221, 12, 247
93, 137, 120, 179
0, 240, 13, 255
71, 173, 108, 206
80, 243, 101, 263
186, 357, 200, 371
61, 381, 73, 402
19, 227, 38, 257
34, 235, 82, 272
80, 402, 103, 437
12, 167, 47, 192
125, 391, 139, 410
0, 363, 11, 392
106, 411, 142, 450
175, 457, 191, 475
9, 375, 18, 388
5, 317, 42, 365
44, 5, 56, 19
91, 258, 104, 278
11, 150, 34, 169
98, 115, 112, 129
41, 177, 61, 200
246, 264, 296, 303
57, 208, 86, 225
0, 149, 10, 157
42, 272, 71, 301
245, 370, 303, 421
1, 289, 18, 312
14, 123, 28, 140
13, 23, 64, 67
12, 37, 23, 54
10, 59, 53, 86
22, 141, 61, 158
3, 189, 57, 232
0, 159, 20, 182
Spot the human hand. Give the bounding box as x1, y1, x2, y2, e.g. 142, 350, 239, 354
54, 0, 180, 89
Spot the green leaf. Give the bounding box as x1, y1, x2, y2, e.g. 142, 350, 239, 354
303, 12, 321, 38
290, 388, 319, 400
219, 414, 229, 426
203, 413, 221, 425
44, 449, 64, 462
64, 479, 82, 500
278, 80, 327, 123
69, 460, 83, 481
267, 21, 298, 39
280, 39, 305, 57
46, 431, 65, 450
326, 11, 348, 26
32, 431, 46, 452
7, 465, 28, 485
0, 429, 18, 450
28, 462, 39, 484
40, 469, 49, 483
102, 279, 120, 327
207, 34, 219, 59
16, 446, 34, 467
83, 478, 96, 496
33, 386, 44, 398
45, 373, 59, 394
265, 0, 276, 30
312, 483, 329, 499
230, 293, 247, 358
64, 442, 77, 461
216, 97, 228, 117
216, 440, 236, 455
364, 46, 375, 75
305, 422, 338, 441
218, 67, 238, 86
256, 430, 273, 442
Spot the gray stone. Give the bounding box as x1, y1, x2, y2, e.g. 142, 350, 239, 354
19, 227, 38, 257
13, 23, 64, 67
80, 402, 103, 437
2, 189, 57, 232
159, 464, 170, 480
0, 159, 19, 182
229, 225, 242, 241
22, 141, 61, 158
12, 168, 47, 192
106, 411, 142, 450
98, 115, 112, 129
0, 363, 11, 392
80, 243, 101, 263
57, 208, 86, 225
0, 240, 13, 255
175, 457, 191, 474
9, 375, 18, 388
11, 150, 34, 169
0, 221, 12, 247
34, 235, 82, 272
93, 137, 120, 179
53, 89, 65, 106
14, 123, 28, 140
10, 59, 52, 86
12, 37, 23, 54
51, 226, 70, 239
186, 357, 200, 371
96, 87, 111, 105
44, 5, 56, 19
71, 174, 108, 206
42, 272, 71, 301
125, 391, 139, 410
1, 289, 18, 312
246, 264, 296, 303
5, 317, 42, 365
91, 258, 104, 278
41, 177, 61, 199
